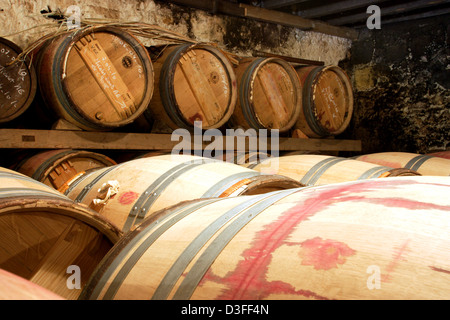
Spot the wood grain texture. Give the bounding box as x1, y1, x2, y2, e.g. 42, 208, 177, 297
14, 149, 117, 190
243, 154, 421, 186
0, 37, 37, 123
64, 154, 302, 232
295, 65, 353, 138
231, 57, 301, 132
354, 152, 450, 176
80, 176, 450, 300
0, 167, 122, 299
148, 44, 237, 130
35, 27, 154, 130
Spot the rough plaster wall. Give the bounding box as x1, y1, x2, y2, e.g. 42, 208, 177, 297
340, 14, 450, 155
0, 0, 351, 65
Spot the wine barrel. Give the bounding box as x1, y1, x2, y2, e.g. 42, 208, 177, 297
14, 149, 117, 190
0, 268, 64, 300
427, 151, 450, 160
147, 43, 237, 131
63, 154, 303, 232
34, 26, 154, 131
0, 37, 37, 123
204, 151, 271, 165
0, 167, 122, 299
354, 152, 450, 176
230, 57, 301, 132
243, 154, 420, 186
294, 65, 353, 138
79, 176, 450, 300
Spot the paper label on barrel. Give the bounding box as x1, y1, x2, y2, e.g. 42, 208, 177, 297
0, 44, 31, 119
74, 34, 137, 120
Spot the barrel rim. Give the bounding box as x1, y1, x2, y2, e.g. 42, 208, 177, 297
0, 194, 123, 243
239, 57, 302, 132
49, 26, 154, 130
158, 43, 237, 130
298, 65, 354, 136
15, 148, 117, 183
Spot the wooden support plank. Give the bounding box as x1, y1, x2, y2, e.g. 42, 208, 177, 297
0, 129, 361, 152
240, 4, 360, 40
252, 50, 325, 66
167, 1, 359, 40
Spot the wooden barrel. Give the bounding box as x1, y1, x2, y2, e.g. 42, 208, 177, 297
230, 57, 301, 132
243, 154, 420, 186
294, 65, 353, 138
0, 37, 37, 123
147, 43, 237, 131
34, 26, 154, 131
79, 176, 450, 300
204, 151, 271, 164
0, 167, 122, 299
63, 154, 303, 232
354, 152, 450, 176
14, 149, 117, 190
427, 151, 450, 160
0, 268, 64, 300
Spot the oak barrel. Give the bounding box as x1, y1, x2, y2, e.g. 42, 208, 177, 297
294, 65, 353, 138
427, 151, 450, 160
34, 26, 154, 131
243, 154, 420, 186
63, 154, 303, 232
14, 149, 117, 190
230, 57, 301, 132
354, 152, 450, 176
0, 268, 64, 300
0, 37, 37, 123
80, 176, 450, 300
147, 43, 237, 130
0, 167, 122, 299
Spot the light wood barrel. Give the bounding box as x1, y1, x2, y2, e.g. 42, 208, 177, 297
427, 151, 450, 160
35, 26, 154, 131
294, 65, 353, 138
80, 176, 450, 300
230, 57, 302, 132
354, 152, 450, 176
243, 154, 420, 186
0, 167, 122, 299
0, 268, 64, 300
205, 151, 271, 164
0, 37, 37, 123
147, 43, 237, 130
63, 154, 303, 232
14, 149, 117, 190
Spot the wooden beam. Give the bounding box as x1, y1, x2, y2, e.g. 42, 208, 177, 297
252, 50, 325, 66
165, 1, 359, 40
297, 0, 386, 19
167, 0, 246, 16
262, 0, 310, 10
240, 4, 359, 40
327, 0, 450, 25
0, 129, 362, 152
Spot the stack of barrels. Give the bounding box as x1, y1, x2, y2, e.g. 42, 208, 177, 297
1, 25, 353, 138
1, 26, 450, 301
1, 149, 449, 300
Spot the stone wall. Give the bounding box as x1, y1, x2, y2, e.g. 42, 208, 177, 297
340, 14, 450, 155
0, 0, 351, 65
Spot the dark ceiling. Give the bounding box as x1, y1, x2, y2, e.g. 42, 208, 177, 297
236, 0, 450, 28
